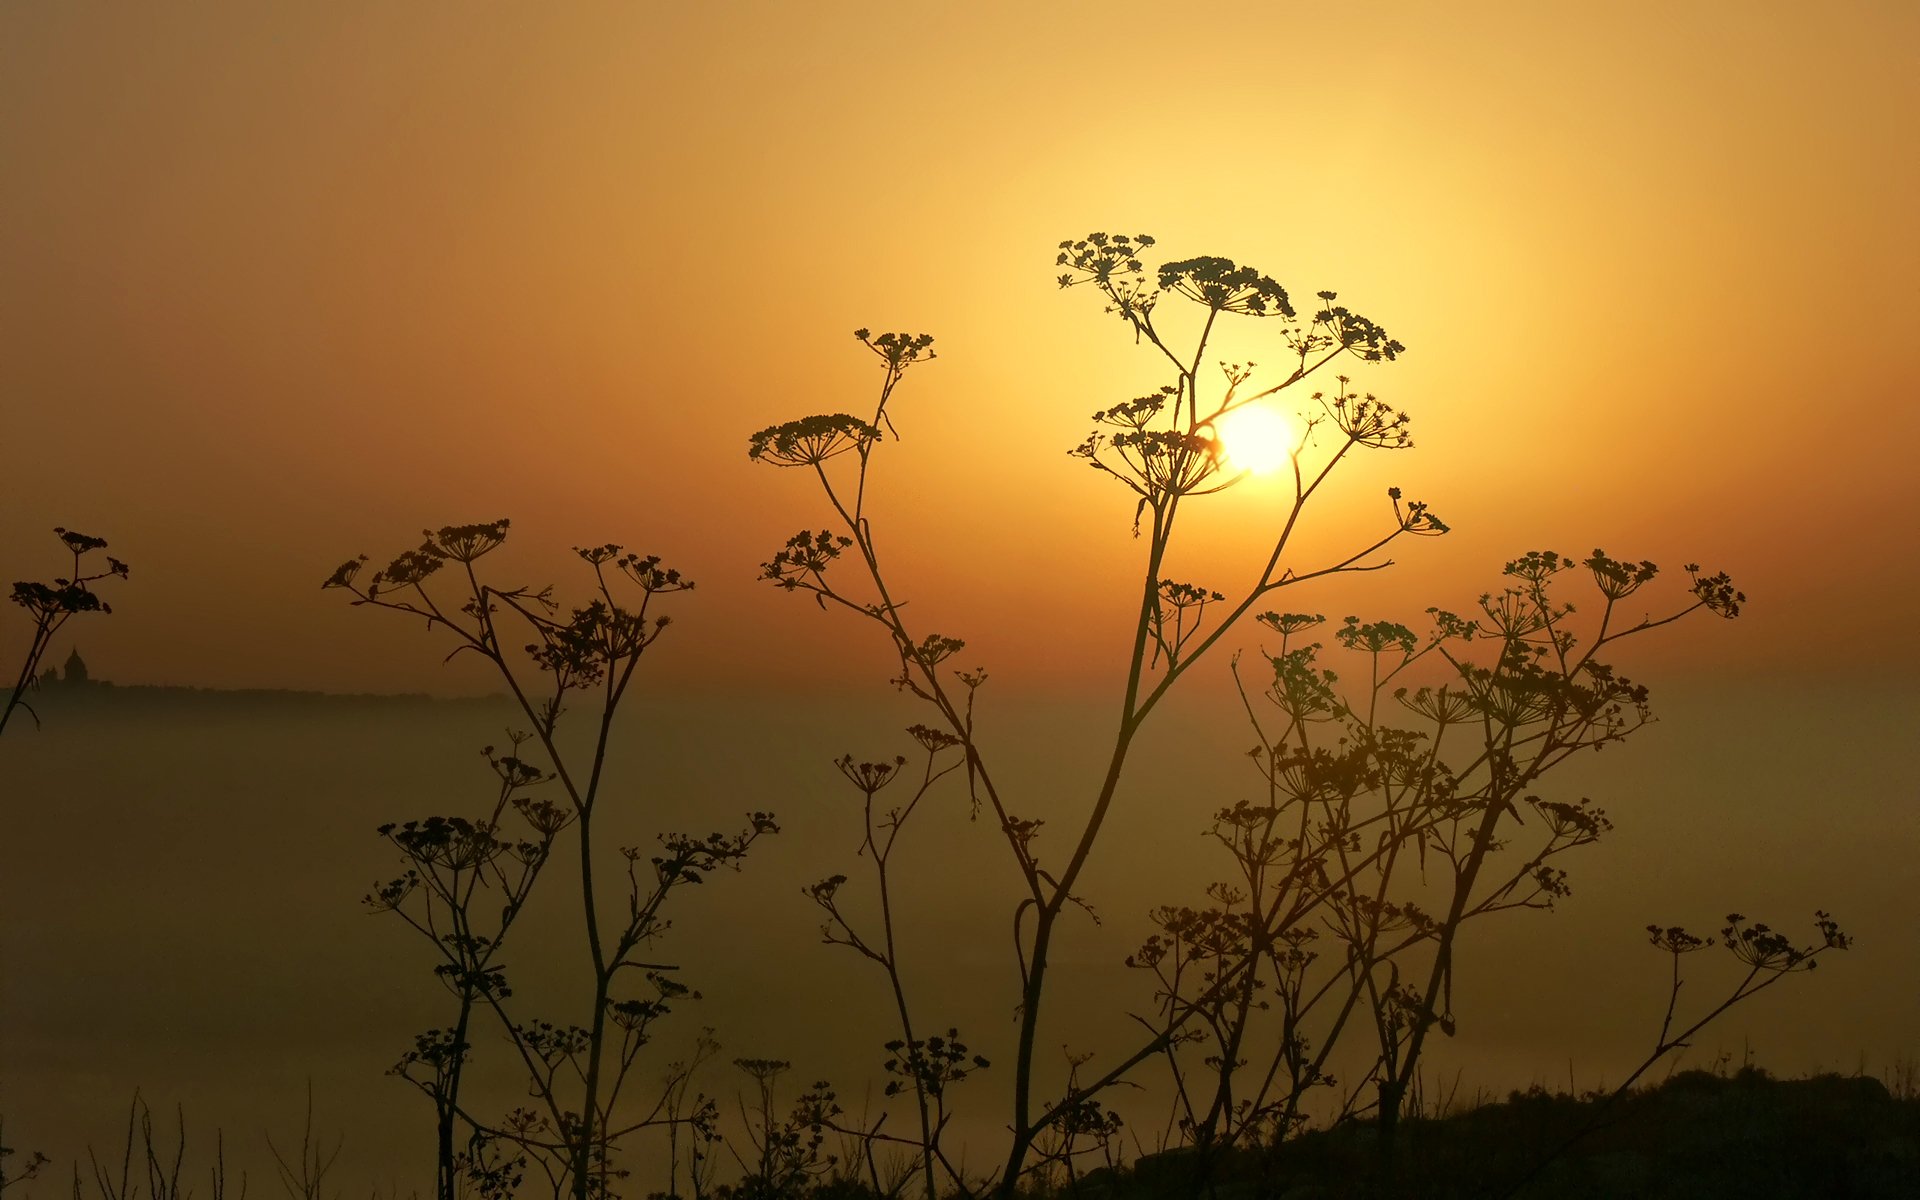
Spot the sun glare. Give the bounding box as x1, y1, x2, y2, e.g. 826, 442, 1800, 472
1215, 405, 1300, 475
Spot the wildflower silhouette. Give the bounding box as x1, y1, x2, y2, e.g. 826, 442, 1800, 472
750, 235, 1842, 1198
753, 234, 1438, 1194
727, 1060, 843, 1198
3, 528, 129, 1200
3, 527, 130, 736
326, 521, 777, 1200
1496, 910, 1851, 1196
0, 1118, 50, 1200
802, 730, 978, 1198
1126, 543, 1810, 1191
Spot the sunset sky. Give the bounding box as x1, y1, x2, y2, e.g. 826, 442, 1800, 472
5, 1, 1916, 695
4, 3, 1918, 1189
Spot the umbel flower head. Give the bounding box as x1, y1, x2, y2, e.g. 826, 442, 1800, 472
747, 414, 881, 467
10, 528, 130, 620
1585, 550, 1659, 600
1685, 563, 1745, 618
10, 579, 107, 619
1056, 232, 1155, 288
761, 529, 854, 590
1156, 256, 1294, 317
1094, 429, 1223, 497
854, 328, 936, 372
836, 754, 907, 794
1255, 611, 1326, 638
428, 520, 510, 564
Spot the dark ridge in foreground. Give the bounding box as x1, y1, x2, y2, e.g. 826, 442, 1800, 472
1057, 1069, 1919, 1199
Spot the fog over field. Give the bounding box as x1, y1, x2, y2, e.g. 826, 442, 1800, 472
4, 675, 1910, 1192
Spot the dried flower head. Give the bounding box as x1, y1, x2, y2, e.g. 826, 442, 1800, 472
1157, 256, 1294, 317
748, 415, 881, 467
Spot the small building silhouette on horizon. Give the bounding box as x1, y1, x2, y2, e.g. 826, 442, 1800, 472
39, 647, 99, 690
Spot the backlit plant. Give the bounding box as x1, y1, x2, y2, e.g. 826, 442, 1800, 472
746, 235, 1846, 1198
751, 236, 1440, 1193
3, 527, 130, 736
327, 522, 778, 1200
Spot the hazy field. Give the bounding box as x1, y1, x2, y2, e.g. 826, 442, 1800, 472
2, 676, 1912, 1194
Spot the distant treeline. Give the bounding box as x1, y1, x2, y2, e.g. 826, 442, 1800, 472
28, 680, 509, 710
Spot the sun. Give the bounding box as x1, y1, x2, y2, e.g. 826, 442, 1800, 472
1214, 405, 1300, 475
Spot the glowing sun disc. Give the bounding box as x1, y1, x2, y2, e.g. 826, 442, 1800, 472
1216, 406, 1299, 475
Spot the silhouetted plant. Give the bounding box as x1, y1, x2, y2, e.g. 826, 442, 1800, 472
1634, 914, 1851, 1098
0, 1118, 50, 1200
716, 1061, 844, 1200
1125, 547, 1806, 1187
2, 530, 134, 1194
267, 1081, 344, 1200
1024, 1051, 1126, 1197
752, 237, 1435, 1194
803, 729, 977, 1199
327, 522, 778, 1200
3, 526, 129, 736
652, 1030, 725, 1200
365, 737, 559, 1200
36, 1093, 264, 1200
79, 1093, 236, 1200
1885, 1054, 1920, 1103
1496, 912, 1852, 1196
747, 234, 1854, 1200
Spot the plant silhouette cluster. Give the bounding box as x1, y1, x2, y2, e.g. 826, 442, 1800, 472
718, 233, 1846, 1198
273, 234, 1854, 1199
326, 523, 777, 1200
1127, 548, 1756, 1154
3, 527, 129, 736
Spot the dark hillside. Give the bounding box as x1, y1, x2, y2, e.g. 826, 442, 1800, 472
1062, 1070, 1920, 1199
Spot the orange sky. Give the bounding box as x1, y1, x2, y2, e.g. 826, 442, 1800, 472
5, 9, 1920, 1185
4, 1, 1916, 694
